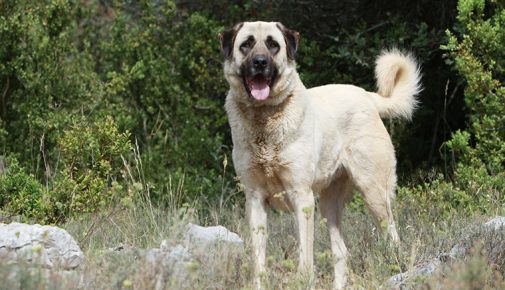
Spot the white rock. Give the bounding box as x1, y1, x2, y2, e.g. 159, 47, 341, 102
145, 244, 191, 265
168, 244, 191, 259
449, 244, 466, 259
0, 222, 84, 270
387, 259, 440, 288
387, 272, 405, 286
484, 216, 505, 231
184, 223, 244, 253
145, 243, 193, 290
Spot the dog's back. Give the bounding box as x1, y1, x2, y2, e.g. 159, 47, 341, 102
309, 50, 421, 121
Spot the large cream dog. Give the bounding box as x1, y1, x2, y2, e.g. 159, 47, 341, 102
219, 21, 420, 289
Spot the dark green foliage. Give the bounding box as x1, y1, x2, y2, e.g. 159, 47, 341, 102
82, 2, 232, 201
0, 0, 120, 222
0, 0, 233, 222
441, 0, 505, 209
0, 0, 104, 171
0, 116, 133, 223
396, 0, 504, 216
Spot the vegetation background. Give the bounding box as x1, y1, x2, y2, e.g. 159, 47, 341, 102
0, 0, 504, 288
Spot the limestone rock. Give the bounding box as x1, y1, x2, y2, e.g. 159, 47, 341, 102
0, 222, 84, 270
387, 259, 441, 288
387, 216, 505, 288
184, 223, 244, 254
145, 241, 194, 290
484, 216, 505, 231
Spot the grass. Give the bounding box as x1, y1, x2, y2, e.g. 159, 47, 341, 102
1, 193, 504, 290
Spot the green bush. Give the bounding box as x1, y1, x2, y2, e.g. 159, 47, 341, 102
0, 116, 133, 223
398, 0, 504, 215
0, 1, 135, 222
48, 116, 133, 219
0, 0, 104, 172
83, 1, 233, 202
0, 156, 46, 220
1, 1, 236, 222
442, 0, 505, 207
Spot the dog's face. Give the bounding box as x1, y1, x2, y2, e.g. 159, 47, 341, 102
220, 22, 299, 105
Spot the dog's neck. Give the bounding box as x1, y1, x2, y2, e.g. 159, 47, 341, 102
226, 73, 308, 147
267, 69, 305, 106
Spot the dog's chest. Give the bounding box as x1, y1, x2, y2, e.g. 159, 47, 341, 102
239, 103, 293, 178
249, 132, 283, 178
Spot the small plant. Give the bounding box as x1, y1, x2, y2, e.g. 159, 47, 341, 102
48, 115, 133, 220
0, 116, 134, 223
0, 155, 46, 220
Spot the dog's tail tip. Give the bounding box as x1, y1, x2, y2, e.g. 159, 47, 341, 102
374, 49, 422, 120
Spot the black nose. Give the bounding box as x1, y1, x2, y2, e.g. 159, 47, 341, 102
252, 55, 268, 70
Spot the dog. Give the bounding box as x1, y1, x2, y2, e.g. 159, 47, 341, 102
219, 21, 420, 289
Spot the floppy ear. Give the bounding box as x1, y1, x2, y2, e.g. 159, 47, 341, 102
276, 23, 300, 60
219, 22, 243, 59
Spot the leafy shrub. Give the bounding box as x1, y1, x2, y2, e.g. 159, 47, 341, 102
397, 0, 504, 215
441, 0, 505, 207
1, 1, 237, 222
48, 116, 133, 219
81, 1, 234, 202
0, 0, 104, 173
398, 176, 475, 219
0, 156, 46, 220
0, 116, 133, 223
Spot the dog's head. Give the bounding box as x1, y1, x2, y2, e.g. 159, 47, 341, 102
219, 22, 299, 105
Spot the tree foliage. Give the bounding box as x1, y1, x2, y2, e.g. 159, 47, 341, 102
0, 0, 230, 222
442, 0, 505, 207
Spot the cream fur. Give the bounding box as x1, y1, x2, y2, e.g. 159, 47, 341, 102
222, 21, 421, 289
370, 49, 421, 119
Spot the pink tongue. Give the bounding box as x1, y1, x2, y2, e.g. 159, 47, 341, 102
250, 80, 270, 100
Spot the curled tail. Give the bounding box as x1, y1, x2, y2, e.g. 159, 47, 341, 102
368, 50, 421, 120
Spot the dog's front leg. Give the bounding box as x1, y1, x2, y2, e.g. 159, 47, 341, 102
246, 191, 268, 289
289, 190, 315, 277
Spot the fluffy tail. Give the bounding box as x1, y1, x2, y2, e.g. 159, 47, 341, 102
368, 50, 421, 120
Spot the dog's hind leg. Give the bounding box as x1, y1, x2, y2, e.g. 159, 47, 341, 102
319, 173, 353, 290
346, 137, 400, 243
356, 171, 400, 243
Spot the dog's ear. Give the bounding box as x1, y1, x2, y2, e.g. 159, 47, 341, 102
219, 22, 244, 59
276, 23, 299, 60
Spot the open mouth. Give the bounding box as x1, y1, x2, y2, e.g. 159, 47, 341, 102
246, 75, 271, 101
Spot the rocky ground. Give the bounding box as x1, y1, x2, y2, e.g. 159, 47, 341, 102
1, 214, 504, 289
0, 221, 245, 289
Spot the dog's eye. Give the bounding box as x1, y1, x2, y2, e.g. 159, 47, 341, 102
266, 39, 279, 53
240, 42, 251, 52
240, 36, 255, 54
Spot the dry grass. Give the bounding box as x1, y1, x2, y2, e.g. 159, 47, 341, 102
1, 195, 504, 290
